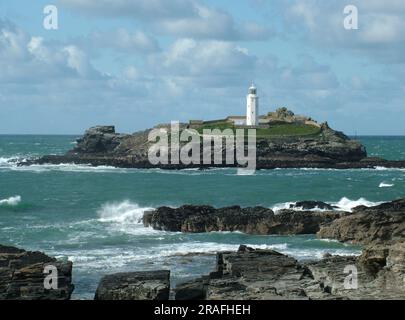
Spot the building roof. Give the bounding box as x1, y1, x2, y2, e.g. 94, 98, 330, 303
227, 116, 246, 119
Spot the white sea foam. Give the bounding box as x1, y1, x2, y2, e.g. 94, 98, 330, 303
318, 238, 340, 243
158, 242, 289, 257
379, 182, 394, 188
13, 163, 124, 173
272, 201, 334, 212
97, 200, 154, 224
331, 197, 382, 212
373, 166, 405, 172
0, 157, 20, 167
0, 195, 21, 206
271, 202, 296, 212
284, 248, 361, 260
64, 243, 291, 270
272, 197, 382, 213
61, 242, 360, 273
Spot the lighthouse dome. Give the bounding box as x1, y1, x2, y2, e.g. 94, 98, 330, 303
248, 84, 257, 95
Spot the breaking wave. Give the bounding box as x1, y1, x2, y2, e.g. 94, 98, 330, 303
97, 200, 154, 224
0, 157, 21, 168
272, 197, 382, 213
379, 182, 394, 188
0, 195, 22, 206
12, 163, 123, 173
331, 197, 382, 212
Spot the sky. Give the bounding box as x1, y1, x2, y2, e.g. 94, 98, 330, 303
0, 0, 404, 135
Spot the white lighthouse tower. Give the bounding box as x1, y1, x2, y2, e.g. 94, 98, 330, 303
246, 83, 259, 126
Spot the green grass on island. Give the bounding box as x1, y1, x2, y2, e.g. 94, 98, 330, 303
195, 122, 321, 138
256, 123, 321, 137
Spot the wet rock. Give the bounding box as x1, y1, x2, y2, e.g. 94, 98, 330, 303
175, 276, 209, 300
94, 270, 170, 300
177, 246, 325, 300
318, 198, 405, 245
176, 245, 405, 300
0, 245, 74, 300
143, 205, 346, 235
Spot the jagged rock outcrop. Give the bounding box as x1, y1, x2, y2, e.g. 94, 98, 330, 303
94, 270, 170, 300
72, 126, 130, 155
143, 205, 346, 235
175, 245, 405, 300
315, 198, 405, 298
0, 245, 74, 300
176, 245, 321, 300
317, 198, 405, 245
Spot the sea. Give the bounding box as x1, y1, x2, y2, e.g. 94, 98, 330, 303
1, 135, 405, 299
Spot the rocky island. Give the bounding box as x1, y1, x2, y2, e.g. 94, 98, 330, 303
20, 108, 405, 169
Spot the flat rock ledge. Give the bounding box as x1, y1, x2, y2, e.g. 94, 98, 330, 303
143, 205, 347, 235
94, 270, 170, 300
175, 245, 405, 300
0, 245, 74, 300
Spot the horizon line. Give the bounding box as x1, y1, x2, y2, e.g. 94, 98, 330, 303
1, 133, 405, 137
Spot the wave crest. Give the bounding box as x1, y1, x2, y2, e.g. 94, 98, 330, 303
332, 197, 381, 212
272, 197, 382, 213
97, 200, 153, 224
0, 195, 22, 206
379, 182, 394, 188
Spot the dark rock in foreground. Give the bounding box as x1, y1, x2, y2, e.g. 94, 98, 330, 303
175, 277, 210, 300
318, 198, 405, 245
175, 245, 405, 300
0, 245, 74, 300
94, 270, 170, 300
143, 205, 347, 235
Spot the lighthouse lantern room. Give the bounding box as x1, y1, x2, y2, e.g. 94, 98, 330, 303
246, 84, 259, 126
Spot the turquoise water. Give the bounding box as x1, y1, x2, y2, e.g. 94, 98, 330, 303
1, 135, 405, 299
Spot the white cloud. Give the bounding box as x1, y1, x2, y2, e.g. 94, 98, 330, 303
58, 0, 196, 20
59, 0, 272, 41
0, 21, 102, 82
272, 55, 339, 91
281, 0, 405, 63
157, 4, 271, 40
87, 29, 160, 53
63, 45, 94, 77
0, 21, 29, 61
152, 38, 257, 87
360, 15, 404, 44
